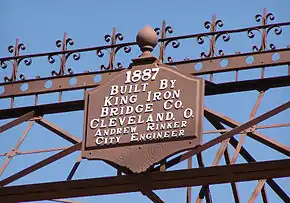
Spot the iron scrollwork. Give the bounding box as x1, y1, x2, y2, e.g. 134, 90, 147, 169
155, 21, 180, 63
97, 27, 131, 71
1, 39, 32, 82
196, 15, 230, 58
247, 8, 282, 52
48, 33, 80, 76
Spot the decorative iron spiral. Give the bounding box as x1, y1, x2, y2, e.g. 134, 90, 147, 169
247, 12, 282, 52
48, 54, 60, 64
2, 42, 31, 82
196, 34, 211, 57
196, 34, 208, 45
215, 32, 230, 56
0, 60, 8, 69
115, 33, 124, 41
154, 28, 161, 36
18, 43, 26, 52
115, 44, 132, 55
18, 57, 32, 66
66, 51, 81, 61
66, 38, 74, 46
266, 25, 282, 50
204, 21, 211, 29
4, 76, 11, 82
165, 39, 180, 49
56, 40, 62, 48
116, 62, 123, 69
215, 19, 224, 28
19, 74, 25, 80
165, 25, 174, 34
8, 45, 14, 53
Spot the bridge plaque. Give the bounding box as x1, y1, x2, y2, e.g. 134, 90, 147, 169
82, 26, 204, 172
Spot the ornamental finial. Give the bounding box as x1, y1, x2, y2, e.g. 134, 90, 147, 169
136, 25, 158, 57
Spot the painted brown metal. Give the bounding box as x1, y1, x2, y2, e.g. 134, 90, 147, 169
0, 111, 36, 133
224, 147, 240, 203
82, 56, 204, 172
196, 153, 212, 203
0, 143, 81, 187
0, 121, 34, 177
0, 75, 289, 121
51, 199, 84, 203
0, 159, 289, 203
197, 138, 231, 201
0, 10, 289, 203
205, 115, 290, 202
36, 117, 81, 144
199, 91, 266, 201
1, 20, 288, 65
203, 123, 290, 134
152, 102, 290, 172
66, 155, 82, 181
17, 147, 70, 155
186, 157, 192, 203
249, 180, 267, 203
205, 106, 290, 156
1, 48, 290, 99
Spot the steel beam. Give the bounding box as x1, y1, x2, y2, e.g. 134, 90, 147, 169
153, 101, 289, 171
206, 115, 290, 202
0, 111, 36, 133
204, 106, 290, 156
0, 75, 289, 120
0, 143, 81, 187
224, 147, 240, 203
0, 100, 83, 120
0, 159, 289, 203
0, 121, 34, 177
205, 76, 290, 95
196, 153, 212, 203
36, 117, 80, 144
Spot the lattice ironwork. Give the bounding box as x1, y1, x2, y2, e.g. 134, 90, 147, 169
0, 8, 289, 203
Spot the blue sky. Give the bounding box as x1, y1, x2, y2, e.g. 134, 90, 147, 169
0, 0, 289, 202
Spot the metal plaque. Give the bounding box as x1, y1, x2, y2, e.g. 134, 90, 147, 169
82, 60, 204, 172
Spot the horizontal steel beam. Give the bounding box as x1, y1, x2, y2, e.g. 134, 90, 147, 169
205, 75, 290, 95
0, 159, 289, 202
1, 48, 290, 99
175, 48, 290, 75
0, 75, 289, 120
0, 100, 83, 120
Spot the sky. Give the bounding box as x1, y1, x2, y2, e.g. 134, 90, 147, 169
0, 0, 289, 203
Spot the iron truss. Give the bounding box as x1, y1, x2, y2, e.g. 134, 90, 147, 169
0, 8, 289, 203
